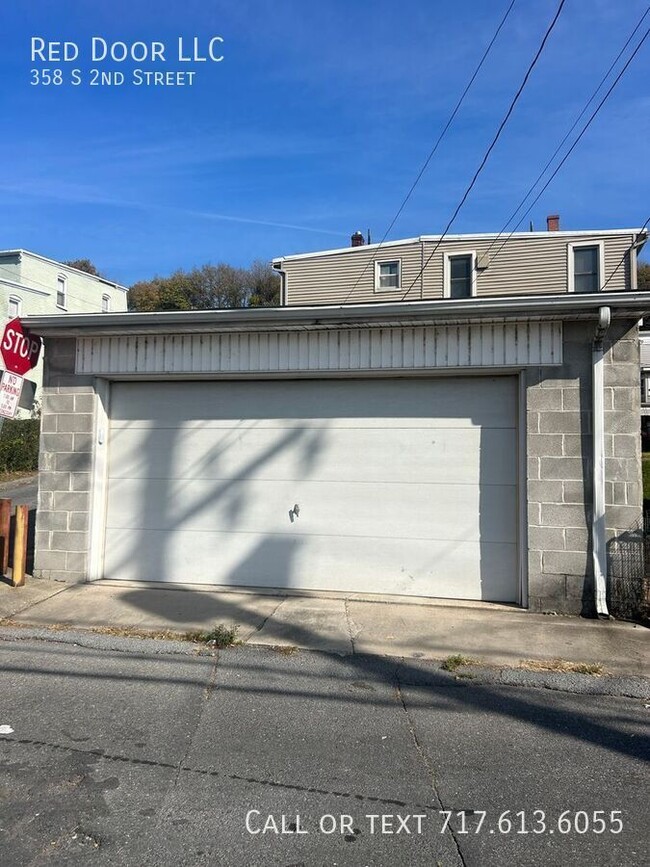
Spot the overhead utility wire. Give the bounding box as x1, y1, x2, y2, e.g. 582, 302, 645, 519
340, 0, 518, 305
484, 7, 650, 259
402, 0, 567, 296
599, 215, 650, 293
488, 24, 650, 265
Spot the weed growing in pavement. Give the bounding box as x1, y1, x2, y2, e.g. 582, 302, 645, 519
185, 624, 240, 647
440, 654, 478, 672
519, 658, 604, 676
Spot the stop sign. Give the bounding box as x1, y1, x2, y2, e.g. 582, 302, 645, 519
1, 318, 42, 375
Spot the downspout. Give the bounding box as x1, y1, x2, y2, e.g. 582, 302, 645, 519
592, 306, 611, 617
272, 263, 288, 306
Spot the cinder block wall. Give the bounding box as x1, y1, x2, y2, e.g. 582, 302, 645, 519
34, 323, 644, 613
526, 320, 642, 614
33, 338, 96, 583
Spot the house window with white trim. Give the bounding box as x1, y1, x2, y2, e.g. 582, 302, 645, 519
8, 295, 21, 318
568, 241, 604, 293
56, 275, 67, 308
101, 293, 111, 313
375, 260, 401, 290
574, 246, 599, 292
444, 252, 476, 298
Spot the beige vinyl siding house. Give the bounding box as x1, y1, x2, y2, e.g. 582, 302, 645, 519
274, 230, 638, 306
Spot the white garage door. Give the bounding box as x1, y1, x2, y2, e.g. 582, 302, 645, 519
103, 377, 518, 601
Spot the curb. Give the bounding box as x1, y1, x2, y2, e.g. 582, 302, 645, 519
392, 659, 650, 700
1, 624, 648, 699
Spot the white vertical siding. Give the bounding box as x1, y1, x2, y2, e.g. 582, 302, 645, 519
76, 321, 562, 376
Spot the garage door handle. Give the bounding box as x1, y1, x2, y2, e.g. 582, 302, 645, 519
289, 504, 300, 523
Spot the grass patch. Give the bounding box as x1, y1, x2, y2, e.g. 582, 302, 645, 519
643, 453, 650, 500
185, 623, 240, 647
519, 658, 604, 676
273, 645, 298, 655
90, 625, 185, 641
440, 654, 478, 672
2, 622, 187, 641
4, 620, 241, 647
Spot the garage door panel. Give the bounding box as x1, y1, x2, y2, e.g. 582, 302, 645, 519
106, 477, 517, 543
105, 377, 519, 602
108, 426, 517, 486
110, 377, 516, 428
103, 527, 517, 602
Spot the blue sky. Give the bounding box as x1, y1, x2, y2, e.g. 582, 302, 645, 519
0, 0, 648, 285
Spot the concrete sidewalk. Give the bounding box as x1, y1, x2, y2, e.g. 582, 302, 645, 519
0, 578, 647, 676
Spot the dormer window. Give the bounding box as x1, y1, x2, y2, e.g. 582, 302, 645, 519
443, 251, 477, 298
568, 241, 604, 293
56, 275, 67, 309
101, 293, 111, 313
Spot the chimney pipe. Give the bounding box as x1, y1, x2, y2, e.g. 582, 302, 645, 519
547, 214, 560, 232
351, 230, 365, 247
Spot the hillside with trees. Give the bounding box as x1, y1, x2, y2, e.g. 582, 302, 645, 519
128, 259, 280, 312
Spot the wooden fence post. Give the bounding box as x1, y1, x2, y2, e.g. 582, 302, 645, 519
12, 504, 28, 588
0, 498, 11, 577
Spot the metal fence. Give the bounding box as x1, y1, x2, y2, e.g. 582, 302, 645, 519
606, 506, 650, 622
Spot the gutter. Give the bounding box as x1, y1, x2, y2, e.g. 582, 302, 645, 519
23, 291, 650, 337
592, 307, 611, 617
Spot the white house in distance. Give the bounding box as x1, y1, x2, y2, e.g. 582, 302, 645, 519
0, 249, 128, 413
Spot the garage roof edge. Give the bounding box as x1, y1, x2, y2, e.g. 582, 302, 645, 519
23, 292, 650, 336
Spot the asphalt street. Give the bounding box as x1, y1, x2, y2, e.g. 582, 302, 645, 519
0, 474, 38, 512
0, 634, 647, 866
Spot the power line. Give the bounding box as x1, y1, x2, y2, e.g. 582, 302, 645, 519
341, 0, 518, 304
599, 215, 650, 293
402, 0, 567, 296
484, 8, 650, 260
488, 24, 650, 266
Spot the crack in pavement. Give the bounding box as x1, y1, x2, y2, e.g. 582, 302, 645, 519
343, 598, 359, 654
0, 584, 70, 626
394, 669, 467, 867
252, 597, 286, 635
154, 650, 222, 828
0, 735, 438, 813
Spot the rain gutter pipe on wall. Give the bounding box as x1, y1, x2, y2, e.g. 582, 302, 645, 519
592, 306, 611, 617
